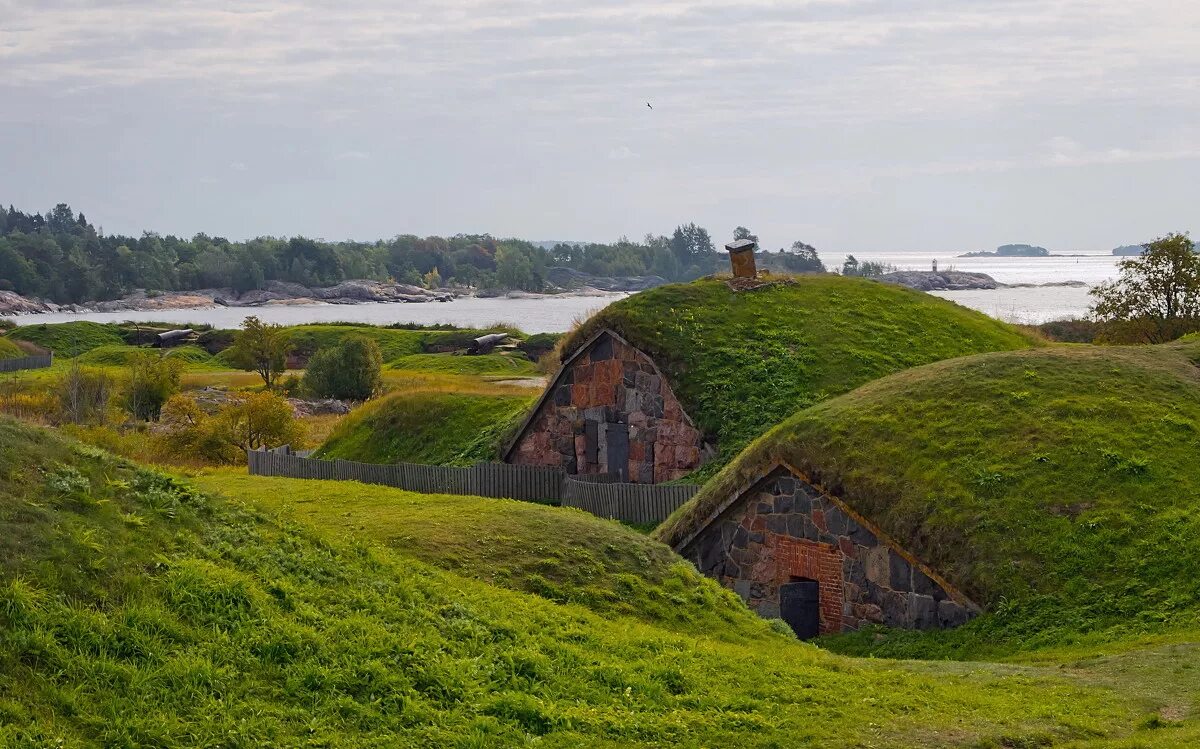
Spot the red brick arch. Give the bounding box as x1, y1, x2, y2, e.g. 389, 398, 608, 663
767, 534, 844, 634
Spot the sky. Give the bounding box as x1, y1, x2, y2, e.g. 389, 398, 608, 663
1, 0, 1198, 254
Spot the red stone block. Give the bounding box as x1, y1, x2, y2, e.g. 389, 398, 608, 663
812, 509, 827, 533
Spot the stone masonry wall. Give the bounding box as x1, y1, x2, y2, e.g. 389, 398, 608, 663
509, 332, 705, 483
683, 467, 973, 634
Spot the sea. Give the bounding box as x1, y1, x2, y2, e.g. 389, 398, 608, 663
10, 251, 1122, 333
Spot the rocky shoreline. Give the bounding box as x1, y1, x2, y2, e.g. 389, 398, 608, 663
0, 268, 668, 317
0, 279, 458, 316
878, 271, 1088, 292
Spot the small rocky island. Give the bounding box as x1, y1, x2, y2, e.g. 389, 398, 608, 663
877, 270, 1000, 291
959, 243, 1051, 258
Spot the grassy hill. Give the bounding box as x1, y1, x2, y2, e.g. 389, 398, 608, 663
559, 275, 1037, 477
0, 336, 25, 359
658, 339, 1200, 658
7, 321, 124, 357
74, 343, 220, 369
0, 417, 1155, 747
389, 352, 538, 377
192, 473, 766, 639
315, 390, 534, 465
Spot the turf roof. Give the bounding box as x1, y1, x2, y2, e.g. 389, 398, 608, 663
656, 339, 1200, 650
557, 274, 1038, 478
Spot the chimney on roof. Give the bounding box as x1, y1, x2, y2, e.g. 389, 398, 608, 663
725, 238, 757, 279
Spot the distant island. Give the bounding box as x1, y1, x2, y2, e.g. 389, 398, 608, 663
959, 243, 1051, 258
1112, 244, 1145, 256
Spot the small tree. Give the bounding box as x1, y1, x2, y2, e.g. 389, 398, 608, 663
124, 353, 183, 421
1091, 232, 1200, 343
229, 316, 291, 389
302, 335, 383, 401
211, 391, 305, 452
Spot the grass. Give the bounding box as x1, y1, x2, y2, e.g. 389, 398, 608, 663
315, 390, 535, 465
191, 473, 767, 638
75, 344, 221, 369
559, 275, 1038, 478
389, 352, 539, 377
659, 339, 1200, 659
0, 336, 25, 359
0, 417, 1179, 747
7, 321, 124, 357
286, 323, 521, 365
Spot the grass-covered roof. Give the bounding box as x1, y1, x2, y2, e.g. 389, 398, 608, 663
558, 275, 1038, 477
657, 340, 1200, 655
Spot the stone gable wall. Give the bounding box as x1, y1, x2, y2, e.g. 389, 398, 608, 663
509, 332, 704, 483
683, 467, 973, 633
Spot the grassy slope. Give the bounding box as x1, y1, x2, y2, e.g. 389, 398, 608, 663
8, 322, 124, 357
74, 344, 220, 369
560, 275, 1037, 477
315, 390, 534, 465
192, 473, 766, 639
0, 418, 1147, 747
0, 336, 24, 359
389, 352, 538, 377
660, 341, 1200, 657
286, 324, 519, 365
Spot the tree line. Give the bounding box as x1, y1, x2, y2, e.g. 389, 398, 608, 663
0, 204, 827, 304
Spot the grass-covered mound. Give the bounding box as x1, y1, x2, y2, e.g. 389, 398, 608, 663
0, 419, 1140, 747
389, 352, 538, 377
658, 341, 1200, 657
74, 344, 219, 368
194, 473, 762, 638
559, 275, 1037, 477
316, 390, 534, 465
286, 323, 519, 365
8, 321, 123, 357
0, 336, 25, 359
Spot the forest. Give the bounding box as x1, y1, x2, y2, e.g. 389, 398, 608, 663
0, 204, 825, 304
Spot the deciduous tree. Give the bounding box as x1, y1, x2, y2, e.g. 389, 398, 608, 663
229, 316, 291, 389
1091, 232, 1200, 343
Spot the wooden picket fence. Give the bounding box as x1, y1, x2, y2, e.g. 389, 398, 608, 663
247, 446, 698, 523
561, 478, 699, 525
0, 353, 53, 373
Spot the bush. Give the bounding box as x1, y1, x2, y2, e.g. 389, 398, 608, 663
57, 364, 114, 425
0, 318, 15, 332
1035, 318, 1102, 343
123, 353, 183, 421
302, 335, 382, 401
158, 392, 305, 463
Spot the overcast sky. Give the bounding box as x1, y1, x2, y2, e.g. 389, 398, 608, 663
2, 0, 1197, 253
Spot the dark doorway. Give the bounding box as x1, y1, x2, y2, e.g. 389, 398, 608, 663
780, 578, 821, 639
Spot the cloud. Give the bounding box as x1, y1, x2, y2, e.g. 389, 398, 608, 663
607, 145, 636, 160
3, 0, 1197, 127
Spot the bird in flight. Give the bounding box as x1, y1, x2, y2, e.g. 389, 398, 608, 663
646, 102, 653, 110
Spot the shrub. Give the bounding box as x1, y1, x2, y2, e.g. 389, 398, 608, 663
57, 363, 114, 425
123, 353, 183, 421
157, 392, 304, 464
302, 335, 382, 401
211, 391, 305, 452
